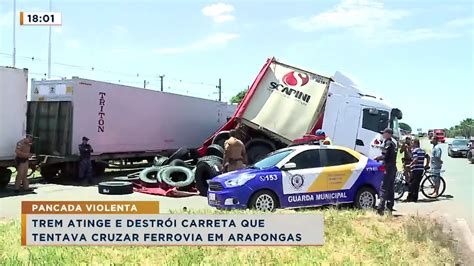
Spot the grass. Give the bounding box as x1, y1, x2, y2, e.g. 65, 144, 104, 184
0, 208, 457, 265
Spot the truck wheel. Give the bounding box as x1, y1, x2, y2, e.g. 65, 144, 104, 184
98, 181, 133, 195
40, 165, 60, 181
159, 166, 194, 188
166, 147, 190, 164
245, 139, 276, 164
212, 131, 230, 148
354, 187, 376, 209
0, 168, 12, 189
92, 161, 107, 177
153, 156, 169, 167
194, 159, 222, 196
249, 190, 279, 212
205, 144, 224, 158
139, 166, 165, 186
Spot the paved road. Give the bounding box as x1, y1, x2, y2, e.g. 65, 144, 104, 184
395, 138, 474, 236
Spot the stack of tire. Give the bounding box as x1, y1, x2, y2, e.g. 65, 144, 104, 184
99, 147, 194, 195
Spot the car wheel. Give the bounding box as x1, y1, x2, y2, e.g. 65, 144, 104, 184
448, 150, 452, 157
354, 187, 376, 209
467, 151, 473, 164
249, 190, 278, 212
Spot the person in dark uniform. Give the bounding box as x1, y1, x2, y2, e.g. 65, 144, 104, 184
78, 136, 94, 184
374, 128, 397, 215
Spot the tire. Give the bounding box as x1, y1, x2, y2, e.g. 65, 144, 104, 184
245, 139, 276, 164
249, 190, 279, 211
0, 168, 12, 189
448, 150, 453, 157
166, 147, 190, 164
354, 186, 377, 209
194, 159, 222, 196
159, 166, 194, 188
394, 171, 407, 200
205, 144, 225, 158
467, 151, 473, 164
113, 176, 139, 181
198, 155, 223, 164
139, 166, 165, 186
153, 156, 169, 167
98, 181, 133, 195
169, 159, 186, 167
421, 175, 446, 199
212, 131, 230, 148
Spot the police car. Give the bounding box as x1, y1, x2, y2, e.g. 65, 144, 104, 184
207, 145, 384, 211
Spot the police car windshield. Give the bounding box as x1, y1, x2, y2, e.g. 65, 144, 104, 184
252, 149, 294, 169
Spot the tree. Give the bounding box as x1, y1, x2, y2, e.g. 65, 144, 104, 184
230, 89, 248, 104
399, 122, 412, 133
446, 118, 474, 138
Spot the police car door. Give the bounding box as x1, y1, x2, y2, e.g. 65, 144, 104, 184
281, 149, 326, 205
318, 148, 366, 204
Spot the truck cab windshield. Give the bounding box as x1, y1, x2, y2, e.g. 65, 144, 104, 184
391, 117, 400, 140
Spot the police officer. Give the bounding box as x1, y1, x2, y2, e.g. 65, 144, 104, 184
374, 128, 397, 215
78, 137, 94, 184
223, 129, 248, 173
14, 134, 34, 192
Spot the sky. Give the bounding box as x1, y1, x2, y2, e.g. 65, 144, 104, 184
0, 0, 473, 131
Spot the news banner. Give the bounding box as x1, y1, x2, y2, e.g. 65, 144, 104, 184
21, 201, 324, 246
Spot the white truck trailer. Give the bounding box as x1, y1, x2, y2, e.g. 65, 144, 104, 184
199, 58, 402, 163
0, 75, 235, 185
0, 67, 29, 188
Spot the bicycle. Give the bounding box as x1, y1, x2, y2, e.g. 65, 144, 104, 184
394, 169, 446, 200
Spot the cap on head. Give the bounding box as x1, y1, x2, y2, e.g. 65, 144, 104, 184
383, 128, 393, 135
315, 129, 326, 136
82, 136, 89, 141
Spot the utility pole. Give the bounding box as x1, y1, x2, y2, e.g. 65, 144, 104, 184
47, 0, 52, 78
12, 0, 16, 67
143, 80, 147, 88
217, 78, 222, 102
159, 75, 165, 91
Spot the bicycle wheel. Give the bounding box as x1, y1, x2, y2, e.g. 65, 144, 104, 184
421, 175, 446, 199
394, 171, 407, 200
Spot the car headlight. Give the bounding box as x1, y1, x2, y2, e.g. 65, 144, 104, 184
225, 174, 256, 188
451, 148, 458, 151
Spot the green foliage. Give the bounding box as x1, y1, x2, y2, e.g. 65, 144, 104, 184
230, 89, 248, 104
446, 118, 474, 138
0, 209, 457, 265
399, 122, 412, 132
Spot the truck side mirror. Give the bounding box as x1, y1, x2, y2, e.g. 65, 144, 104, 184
281, 162, 296, 170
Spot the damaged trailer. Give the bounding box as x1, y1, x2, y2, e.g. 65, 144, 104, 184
24, 77, 235, 182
